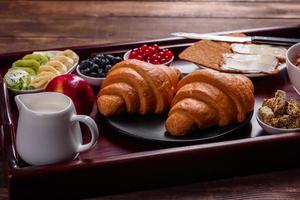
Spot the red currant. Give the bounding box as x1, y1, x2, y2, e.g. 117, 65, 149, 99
140, 44, 148, 52
148, 47, 155, 55
151, 59, 159, 64
136, 55, 143, 61
128, 44, 173, 65
158, 51, 165, 56
164, 50, 173, 57
138, 48, 144, 54
164, 55, 171, 61
156, 55, 162, 61
141, 44, 148, 52
129, 51, 137, 59
151, 54, 158, 61
152, 44, 160, 52
144, 49, 150, 56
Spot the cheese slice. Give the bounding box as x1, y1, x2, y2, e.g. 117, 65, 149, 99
222, 53, 278, 74
231, 44, 286, 61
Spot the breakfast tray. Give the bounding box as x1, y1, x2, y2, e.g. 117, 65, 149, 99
1, 25, 300, 199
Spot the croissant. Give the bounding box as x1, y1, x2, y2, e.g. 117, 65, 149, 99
165, 69, 254, 136
97, 59, 181, 116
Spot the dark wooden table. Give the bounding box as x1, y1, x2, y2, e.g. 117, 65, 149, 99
1, 1, 300, 199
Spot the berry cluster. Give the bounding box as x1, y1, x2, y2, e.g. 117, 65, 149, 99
79, 54, 122, 78
128, 44, 173, 65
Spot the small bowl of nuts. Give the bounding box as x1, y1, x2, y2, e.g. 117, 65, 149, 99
256, 112, 300, 134
287, 43, 300, 95
256, 90, 300, 134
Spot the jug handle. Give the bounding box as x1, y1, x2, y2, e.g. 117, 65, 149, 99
70, 115, 99, 153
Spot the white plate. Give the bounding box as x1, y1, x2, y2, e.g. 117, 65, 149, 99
170, 60, 199, 75
170, 60, 286, 77
7, 50, 78, 95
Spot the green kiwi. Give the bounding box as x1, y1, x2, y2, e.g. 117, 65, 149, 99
23, 54, 48, 65
12, 67, 36, 76
12, 59, 40, 72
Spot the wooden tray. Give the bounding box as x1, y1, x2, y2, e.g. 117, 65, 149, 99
1, 25, 300, 200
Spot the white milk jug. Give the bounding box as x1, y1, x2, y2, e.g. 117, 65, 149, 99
15, 92, 99, 166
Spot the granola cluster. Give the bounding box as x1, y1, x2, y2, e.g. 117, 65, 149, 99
259, 90, 300, 129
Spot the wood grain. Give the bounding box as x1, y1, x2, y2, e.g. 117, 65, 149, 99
1, 1, 300, 53
2, 18, 300, 38
1, 1, 300, 19
1, 18, 299, 53
87, 169, 300, 200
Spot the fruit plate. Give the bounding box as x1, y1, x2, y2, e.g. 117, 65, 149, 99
2, 25, 300, 200
6, 50, 79, 95
106, 112, 253, 144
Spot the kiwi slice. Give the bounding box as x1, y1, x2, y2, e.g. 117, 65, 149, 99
4, 68, 30, 90
12, 59, 40, 72
23, 54, 48, 65
12, 67, 36, 76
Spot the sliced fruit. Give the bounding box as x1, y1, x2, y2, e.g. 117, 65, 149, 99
39, 65, 61, 76
59, 49, 79, 63
33, 51, 58, 59
23, 54, 49, 65
46, 60, 67, 74
12, 59, 40, 73
4, 68, 30, 90
51, 55, 74, 69
30, 71, 56, 89
12, 67, 36, 76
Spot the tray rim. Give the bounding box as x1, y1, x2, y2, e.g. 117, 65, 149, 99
2, 24, 300, 198
2, 24, 300, 170
9, 131, 300, 177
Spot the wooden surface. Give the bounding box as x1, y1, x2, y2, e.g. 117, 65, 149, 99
92, 169, 300, 200
1, 1, 300, 53
1, 0, 300, 200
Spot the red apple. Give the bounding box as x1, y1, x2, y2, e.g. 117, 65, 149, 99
45, 74, 95, 115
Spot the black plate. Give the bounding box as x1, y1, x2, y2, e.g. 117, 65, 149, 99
105, 111, 253, 144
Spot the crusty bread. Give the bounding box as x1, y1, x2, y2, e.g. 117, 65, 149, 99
165, 69, 255, 136
97, 59, 181, 116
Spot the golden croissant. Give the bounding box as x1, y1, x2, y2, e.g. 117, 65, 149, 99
165, 69, 254, 136
97, 59, 181, 116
